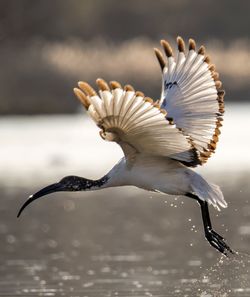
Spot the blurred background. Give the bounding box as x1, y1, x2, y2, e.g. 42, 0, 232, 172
1, 1, 250, 296
0, 0, 250, 114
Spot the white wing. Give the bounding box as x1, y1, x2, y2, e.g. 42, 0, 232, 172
154, 37, 225, 166
74, 79, 198, 165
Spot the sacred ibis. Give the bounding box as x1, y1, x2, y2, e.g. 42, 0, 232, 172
18, 37, 234, 256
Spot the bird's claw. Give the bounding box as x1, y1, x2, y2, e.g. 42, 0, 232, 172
205, 228, 235, 256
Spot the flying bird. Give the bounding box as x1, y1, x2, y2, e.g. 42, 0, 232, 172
18, 37, 234, 256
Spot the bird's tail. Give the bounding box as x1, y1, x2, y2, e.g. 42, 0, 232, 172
190, 172, 227, 211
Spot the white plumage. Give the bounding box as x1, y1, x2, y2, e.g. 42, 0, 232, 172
73, 37, 226, 210
72, 37, 233, 255
19, 37, 233, 256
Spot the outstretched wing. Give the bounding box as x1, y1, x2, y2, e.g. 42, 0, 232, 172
74, 79, 198, 165
154, 37, 225, 166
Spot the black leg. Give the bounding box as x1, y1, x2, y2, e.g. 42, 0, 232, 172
186, 193, 234, 256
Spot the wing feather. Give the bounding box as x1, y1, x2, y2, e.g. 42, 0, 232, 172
74, 79, 198, 164
155, 37, 225, 166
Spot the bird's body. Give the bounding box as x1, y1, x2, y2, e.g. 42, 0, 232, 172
102, 155, 222, 206
105, 155, 190, 195
18, 37, 234, 256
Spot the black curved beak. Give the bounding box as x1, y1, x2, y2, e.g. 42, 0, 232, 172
17, 182, 65, 218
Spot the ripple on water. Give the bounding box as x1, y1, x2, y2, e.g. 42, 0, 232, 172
1, 252, 250, 297
238, 225, 250, 235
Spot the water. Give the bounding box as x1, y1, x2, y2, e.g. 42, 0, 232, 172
1, 105, 250, 296
1, 180, 250, 296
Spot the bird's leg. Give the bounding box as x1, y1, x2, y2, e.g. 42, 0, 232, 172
186, 193, 234, 256
198, 200, 234, 255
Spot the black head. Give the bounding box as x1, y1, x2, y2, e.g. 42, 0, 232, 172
59, 176, 93, 191
17, 176, 91, 218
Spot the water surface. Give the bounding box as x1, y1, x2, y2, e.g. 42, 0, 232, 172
1, 106, 250, 296
1, 180, 250, 296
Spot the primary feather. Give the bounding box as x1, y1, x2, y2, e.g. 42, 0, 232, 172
155, 37, 225, 166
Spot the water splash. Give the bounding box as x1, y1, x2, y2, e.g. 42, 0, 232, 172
196, 252, 250, 296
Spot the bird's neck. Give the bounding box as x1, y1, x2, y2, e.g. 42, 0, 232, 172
74, 175, 110, 191
89, 175, 110, 190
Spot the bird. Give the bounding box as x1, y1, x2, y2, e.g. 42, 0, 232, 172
18, 36, 234, 256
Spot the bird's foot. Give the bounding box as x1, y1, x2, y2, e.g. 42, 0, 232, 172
205, 228, 235, 256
